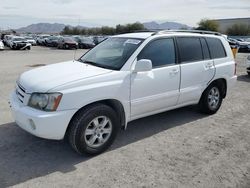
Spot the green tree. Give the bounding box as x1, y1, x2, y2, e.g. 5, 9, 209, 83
72, 27, 80, 35
62, 22, 146, 35
196, 19, 219, 32
116, 24, 126, 34
61, 26, 71, 35
226, 24, 250, 36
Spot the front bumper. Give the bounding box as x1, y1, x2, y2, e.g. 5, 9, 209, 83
9, 91, 76, 140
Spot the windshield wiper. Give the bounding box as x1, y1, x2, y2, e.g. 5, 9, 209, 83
78, 59, 117, 70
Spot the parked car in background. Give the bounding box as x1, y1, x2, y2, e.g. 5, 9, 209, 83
10, 31, 237, 155
24, 36, 37, 46
246, 55, 250, 76
9, 36, 31, 50
0, 40, 4, 50
77, 37, 95, 49
36, 35, 50, 45
236, 38, 246, 43
57, 37, 78, 49
45, 36, 60, 47
93, 36, 108, 45
3, 35, 14, 47
228, 38, 239, 49
228, 38, 250, 53
238, 39, 250, 53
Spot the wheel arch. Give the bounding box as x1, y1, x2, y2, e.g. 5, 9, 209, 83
65, 99, 126, 138
207, 78, 227, 98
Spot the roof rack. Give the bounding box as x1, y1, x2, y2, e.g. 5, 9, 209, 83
152, 30, 222, 36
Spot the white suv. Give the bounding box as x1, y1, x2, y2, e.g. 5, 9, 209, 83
10, 31, 237, 155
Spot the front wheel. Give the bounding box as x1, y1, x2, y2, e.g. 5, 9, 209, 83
68, 104, 119, 155
198, 84, 223, 114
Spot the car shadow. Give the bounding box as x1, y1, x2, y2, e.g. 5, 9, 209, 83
0, 106, 206, 187
237, 74, 250, 83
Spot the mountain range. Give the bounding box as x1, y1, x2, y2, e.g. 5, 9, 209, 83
15, 21, 192, 33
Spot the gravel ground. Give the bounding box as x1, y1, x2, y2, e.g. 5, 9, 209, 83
0, 47, 250, 188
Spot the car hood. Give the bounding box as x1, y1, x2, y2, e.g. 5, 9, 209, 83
18, 61, 112, 93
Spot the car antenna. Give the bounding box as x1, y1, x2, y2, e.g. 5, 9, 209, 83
73, 17, 81, 62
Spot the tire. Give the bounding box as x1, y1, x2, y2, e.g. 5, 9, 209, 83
68, 104, 119, 155
247, 72, 250, 76
198, 84, 223, 114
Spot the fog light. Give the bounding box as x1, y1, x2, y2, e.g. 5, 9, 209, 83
29, 119, 36, 130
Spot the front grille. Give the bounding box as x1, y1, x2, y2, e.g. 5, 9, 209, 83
16, 83, 26, 103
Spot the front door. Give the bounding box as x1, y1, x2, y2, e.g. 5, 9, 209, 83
130, 38, 180, 120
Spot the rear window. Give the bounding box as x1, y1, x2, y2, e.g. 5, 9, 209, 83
206, 38, 226, 59
176, 37, 203, 63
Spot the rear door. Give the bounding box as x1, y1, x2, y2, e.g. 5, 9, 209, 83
176, 37, 215, 105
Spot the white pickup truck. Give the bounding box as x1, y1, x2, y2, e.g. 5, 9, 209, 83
10, 31, 237, 155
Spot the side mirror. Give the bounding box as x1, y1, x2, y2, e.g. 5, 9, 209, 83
133, 59, 152, 72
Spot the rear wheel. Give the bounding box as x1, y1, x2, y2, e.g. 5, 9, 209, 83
199, 84, 223, 114
68, 104, 119, 155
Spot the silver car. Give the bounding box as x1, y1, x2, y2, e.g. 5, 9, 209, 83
0, 40, 4, 50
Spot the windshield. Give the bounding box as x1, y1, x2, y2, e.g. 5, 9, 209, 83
49, 36, 59, 40
64, 37, 75, 42
81, 38, 93, 43
13, 37, 24, 41
79, 37, 143, 70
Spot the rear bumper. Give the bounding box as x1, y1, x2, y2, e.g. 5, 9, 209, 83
10, 91, 76, 140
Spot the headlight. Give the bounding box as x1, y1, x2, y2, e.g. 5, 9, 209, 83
28, 93, 62, 111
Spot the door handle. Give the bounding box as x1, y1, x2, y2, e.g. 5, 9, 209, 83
170, 69, 179, 75
205, 62, 213, 69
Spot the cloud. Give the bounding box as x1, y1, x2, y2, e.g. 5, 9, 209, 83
210, 5, 250, 10
0, 0, 249, 29
51, 0, 73, 4
3, 6, 18, 10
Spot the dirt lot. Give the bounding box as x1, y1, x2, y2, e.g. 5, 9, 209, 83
0, 47, 250, 188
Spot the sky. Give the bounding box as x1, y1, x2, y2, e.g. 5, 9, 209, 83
0, 0, 249, 29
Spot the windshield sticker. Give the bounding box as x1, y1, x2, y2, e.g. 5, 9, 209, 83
124, 39, 141, 45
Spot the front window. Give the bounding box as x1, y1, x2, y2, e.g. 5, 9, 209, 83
79, 37, 143, 70
138, 38, 176, 68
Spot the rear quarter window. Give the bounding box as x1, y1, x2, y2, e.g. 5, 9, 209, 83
206, 38, 227, 59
